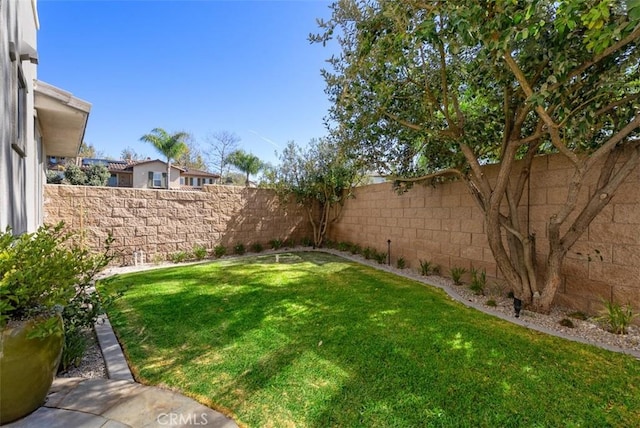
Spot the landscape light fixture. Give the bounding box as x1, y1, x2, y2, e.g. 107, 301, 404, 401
387, 239, 391, 266
514, 298, 523, 318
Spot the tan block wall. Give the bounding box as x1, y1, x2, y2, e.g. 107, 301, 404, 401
44, 184, 311, 265
329, 154, 640, 315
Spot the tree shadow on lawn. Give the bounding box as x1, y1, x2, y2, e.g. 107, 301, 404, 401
105, 253, 640, 427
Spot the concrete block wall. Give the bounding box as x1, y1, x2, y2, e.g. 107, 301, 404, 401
44, 184, 311, 265
329, 154, 640, 315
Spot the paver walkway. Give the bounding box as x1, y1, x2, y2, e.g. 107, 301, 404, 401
6, 377, 237, 427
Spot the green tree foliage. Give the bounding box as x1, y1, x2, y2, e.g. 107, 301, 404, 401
63, 164, 86, 185
226, 150, 264, 186
314, 0, 640, 312
46, 170, 64, 184
85, 164, 110, 187
140, 128, 190, 189
272, 139, 364, 247
61, 164, 109, 186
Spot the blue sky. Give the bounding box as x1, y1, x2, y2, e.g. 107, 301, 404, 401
37, 0, 335, 167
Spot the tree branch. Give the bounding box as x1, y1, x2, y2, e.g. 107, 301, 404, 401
503, 52, 580, 166
547, 24, 640, 94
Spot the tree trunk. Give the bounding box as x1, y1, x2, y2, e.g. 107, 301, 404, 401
534, 250, 566, 313
166, 159, 171, 189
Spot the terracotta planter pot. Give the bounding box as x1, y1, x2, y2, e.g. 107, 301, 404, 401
0, 317, 64, 424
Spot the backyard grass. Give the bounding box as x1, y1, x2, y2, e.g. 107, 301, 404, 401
102, 252, 640, 427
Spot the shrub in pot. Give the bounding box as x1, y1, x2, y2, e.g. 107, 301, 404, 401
0, 223, 113, 424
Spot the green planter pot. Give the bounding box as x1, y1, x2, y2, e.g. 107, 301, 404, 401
0, 317, 64, 424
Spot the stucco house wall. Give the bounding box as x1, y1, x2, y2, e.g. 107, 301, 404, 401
132, 160, 181, 189
1, 0, 40, 233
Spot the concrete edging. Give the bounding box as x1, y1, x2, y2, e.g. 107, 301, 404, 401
94, 314, 135, 382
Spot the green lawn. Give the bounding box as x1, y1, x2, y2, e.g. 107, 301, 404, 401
103, 252, 640, 427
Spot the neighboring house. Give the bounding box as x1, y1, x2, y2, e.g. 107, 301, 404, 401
1, 0, 91, 233
131, 159, 182, 189
179, 167, 219, 190
46, 156, 220, 190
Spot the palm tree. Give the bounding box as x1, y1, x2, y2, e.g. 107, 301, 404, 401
226, 150, 263, 186
139, 128, 189, 189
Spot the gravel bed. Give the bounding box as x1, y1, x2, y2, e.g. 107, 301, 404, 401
58, 329, 106, 379
66, 248, 639, 379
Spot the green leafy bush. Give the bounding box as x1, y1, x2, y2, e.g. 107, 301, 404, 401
269, 239, 283, 250
213, 245, 227, 258
374, 251, 387, 265
419, 259, 439, 276
597, 300, 635, 334
396, 257, 406, 269
170, 251, 189, 263
234, 243, 246, 255
362, 247, 374, 260
193, 244, 208, 260
450, 267, 467, 285
0, 223, 113, 331
301, 237, 313, 247
251, 242, 264, 253
337, 241, 352, 252
0, 222, 119, 371
469, 268, 486, 296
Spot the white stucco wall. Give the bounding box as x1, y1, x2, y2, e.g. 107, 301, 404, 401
132, 160, 182, 189
0, 0, 41, 233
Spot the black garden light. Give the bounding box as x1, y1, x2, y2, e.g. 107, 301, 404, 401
514, 298, 523, 318
387, 239, 391, 265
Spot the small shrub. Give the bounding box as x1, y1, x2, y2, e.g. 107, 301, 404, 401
269, 239, 283, 250
283, 238, 295, 248
568, 311, 588, 320
396, 257, 406, 269
301, 237, 313, 247
170, 251, 188, 263
193, 244, 208, 261
374, 251, 387, 264
596, 300, 635, 335
151, 253, 164, 265
324, 239, 336, 249
419, 259, 439, 276
251, 242, 264, 253
363, 247, 374, 260
350, 244, 362, 255
559, 318, 575, 328
59, 329, 88, 371
234, 243, 246, 255
213, 245, 227, 258
507, 291, 515, 299
486, 299, 497, 307
450, 266, 467, 285
337, 241, 352, 252
469, 269, 486, 296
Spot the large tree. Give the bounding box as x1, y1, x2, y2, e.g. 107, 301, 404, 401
273, 139, 364, 247
204, 131, 240, 182
175, 137, 207, 171
314, 0, 640, 313
226, 150, 264, 186
140, 128, 189, 189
